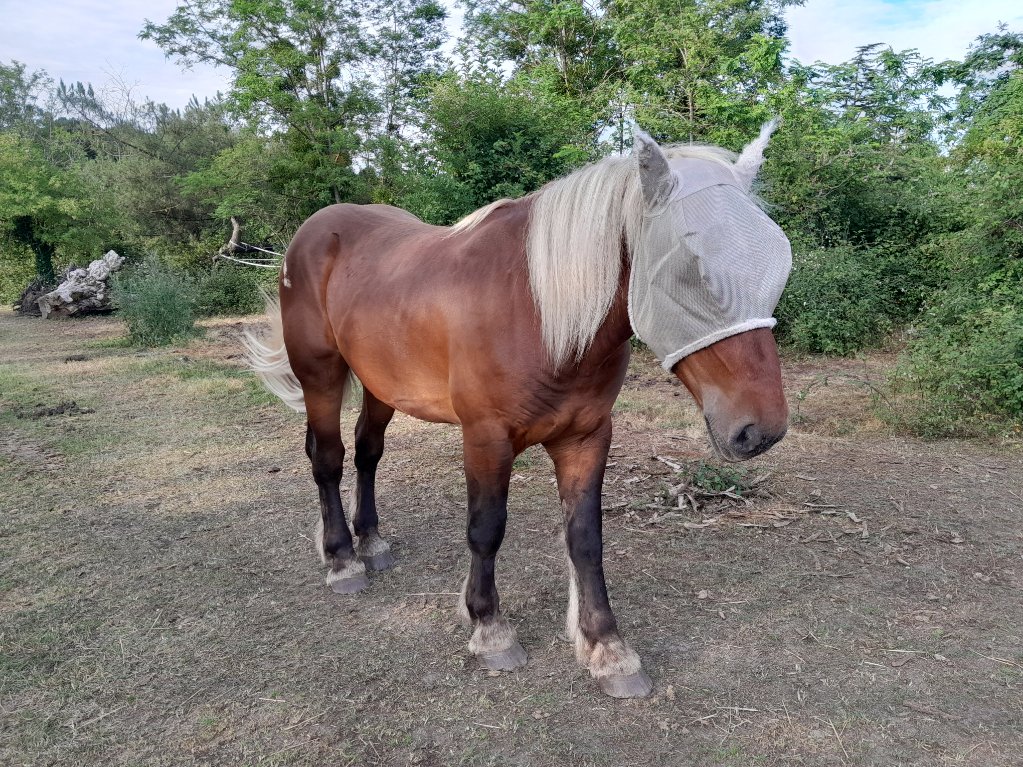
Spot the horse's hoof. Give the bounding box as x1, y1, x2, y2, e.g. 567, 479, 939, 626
598, 670, 653, 698
479, 641, 528, 672
329, 573, 369, 594
327, 560, 369, 594
360, 549, 396, 572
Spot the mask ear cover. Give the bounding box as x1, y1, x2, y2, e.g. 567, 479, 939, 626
627, 164, 792, 371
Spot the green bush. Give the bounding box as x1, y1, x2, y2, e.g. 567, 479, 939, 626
776, 245, 896, 355
112, 256, 198, 345
891, 263, 1023, 436
0, 243, 38, 305
196, 263, 267, 316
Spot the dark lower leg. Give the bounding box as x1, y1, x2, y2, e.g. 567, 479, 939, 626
459, 432, 525, 671
547, 424, 652, 697
351, 391, 395, 570
305, 402, 365, 594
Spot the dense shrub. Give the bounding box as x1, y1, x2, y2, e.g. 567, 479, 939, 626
195, 264, 267, 316
891, 262, 1023, 436
775, 245, 897, 355
112, 256, 198, 345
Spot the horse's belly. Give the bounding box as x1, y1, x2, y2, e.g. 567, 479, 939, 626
392, 395, 459, 424
353, 362, 459, 425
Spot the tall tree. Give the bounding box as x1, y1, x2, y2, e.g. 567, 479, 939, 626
462, 0, 800, 148
0, 61, 51, 133
142, 0, 378, 205
362, 0, 448, 201
0, 132, 112, 282
607, 0, 798, 146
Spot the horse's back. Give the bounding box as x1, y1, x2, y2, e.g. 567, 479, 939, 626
280, 202, 540, 425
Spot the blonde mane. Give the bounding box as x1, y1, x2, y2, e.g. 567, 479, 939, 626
529, 144, 737, 367
449, 144, 740, 368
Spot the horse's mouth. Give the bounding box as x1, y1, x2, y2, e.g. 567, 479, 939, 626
704, 415, 741, 463
704, 415, 786, 463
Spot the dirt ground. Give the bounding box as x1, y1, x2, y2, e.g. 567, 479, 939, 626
1, 309, 1021, 767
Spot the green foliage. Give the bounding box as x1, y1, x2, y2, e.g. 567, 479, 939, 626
1, 61, 50, 133
764, 46, 953, 249
776, 245, 896, 356
0, 131, 117, 282
195, 264, 269, 317
143, 0, 448, 208
399, 72, 593, 223
893, 267, 1023, 435
607, 0, 796, 146
0, 242, 37, 303
112, 257, 198, 346
681, 461, 751, 495
889, 47, 1023, 434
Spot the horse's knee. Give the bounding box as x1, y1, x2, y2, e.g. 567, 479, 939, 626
466, 510, 506, 559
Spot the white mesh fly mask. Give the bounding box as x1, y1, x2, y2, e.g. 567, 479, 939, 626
627, 153, 792, 371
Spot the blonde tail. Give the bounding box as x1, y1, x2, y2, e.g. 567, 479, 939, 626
242, 291, 358, 413
242, 291, 308, 413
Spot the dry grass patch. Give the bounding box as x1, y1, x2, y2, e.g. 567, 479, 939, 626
2, 310, 1023, 766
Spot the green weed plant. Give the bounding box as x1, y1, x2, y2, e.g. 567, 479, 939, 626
112, 256, 198, 346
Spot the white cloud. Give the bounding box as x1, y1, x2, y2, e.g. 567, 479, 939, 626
786, 0, 1023, 66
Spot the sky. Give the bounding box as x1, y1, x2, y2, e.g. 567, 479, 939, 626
1, 0, 1021, 112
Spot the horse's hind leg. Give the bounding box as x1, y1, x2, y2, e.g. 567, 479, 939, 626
545, 420, 653, 698
456, 426, 527, 671
350, 389, 396, 571
300, 360, 368, 594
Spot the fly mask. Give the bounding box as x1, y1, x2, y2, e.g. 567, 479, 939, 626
627, 124, 792, 371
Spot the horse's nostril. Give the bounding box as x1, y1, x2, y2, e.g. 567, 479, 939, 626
734, 423, 757, 450
728, 422, 784, 460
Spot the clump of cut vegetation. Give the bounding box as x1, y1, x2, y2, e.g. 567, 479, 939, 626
680, 460, 753, 496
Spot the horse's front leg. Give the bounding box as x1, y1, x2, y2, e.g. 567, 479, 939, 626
456, 426, 527, 671
545, 420, 653, 698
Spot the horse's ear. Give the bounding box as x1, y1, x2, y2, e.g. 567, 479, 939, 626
734, 117, 781, 191
634, 128, 674, 206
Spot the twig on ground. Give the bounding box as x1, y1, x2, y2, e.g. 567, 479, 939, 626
967, 649, 1023, 670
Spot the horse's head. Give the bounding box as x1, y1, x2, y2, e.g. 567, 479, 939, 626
628, 122, 791, 461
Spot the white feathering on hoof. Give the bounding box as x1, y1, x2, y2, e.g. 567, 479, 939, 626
242, 291, 307, 413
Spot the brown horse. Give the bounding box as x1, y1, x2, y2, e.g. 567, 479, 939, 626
245, 124, 792, 698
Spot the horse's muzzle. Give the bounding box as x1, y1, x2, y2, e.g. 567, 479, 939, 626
726, 421, 787, 461
704, 413, 788, 463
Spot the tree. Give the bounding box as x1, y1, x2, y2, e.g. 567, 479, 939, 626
55, 83, 240, 263
143, 0, 378, 205
396, 71, 592, 223
0, 132, 111, 282
362, 0, 448, 202
606, 0, 798, 146
462, 0, 800, 149
1, 61, 51, 133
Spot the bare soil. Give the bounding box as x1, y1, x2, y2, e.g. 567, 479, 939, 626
1, 309, 1021, 767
